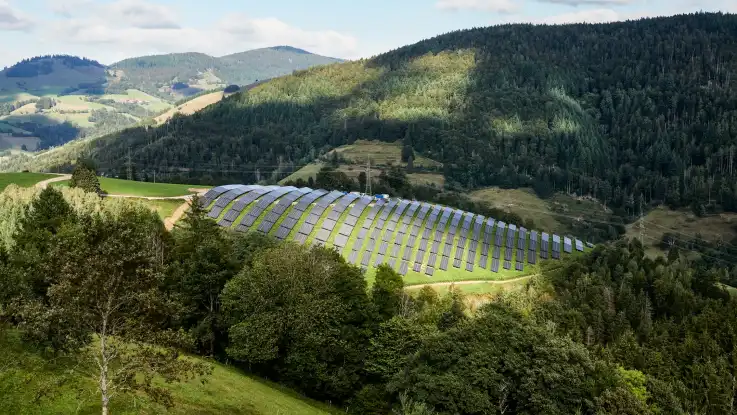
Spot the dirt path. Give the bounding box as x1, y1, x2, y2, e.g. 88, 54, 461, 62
405, 275, 534, 290
163, 190, 208, 231
35, 174, 72, 189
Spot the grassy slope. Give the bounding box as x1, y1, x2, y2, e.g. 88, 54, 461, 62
0, 172, 57, 192
280, 140, 445, 187
53, 177, 206, 198
155, 91, 226, 124
0, 329, 336, 415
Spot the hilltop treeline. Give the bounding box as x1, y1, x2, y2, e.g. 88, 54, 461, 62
1, 185, 737, 413
75, 13, 737, 221
3, 55, 103, 77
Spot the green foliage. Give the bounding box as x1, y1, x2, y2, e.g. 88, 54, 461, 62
69, 162, 101, 194
222, 243, 372, 402
371, 264, 406, 321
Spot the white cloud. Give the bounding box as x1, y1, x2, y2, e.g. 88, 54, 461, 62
436, 0, 519, 13
0, 0, 34, 31
38, 0, 358, 64
538, 0, 632, 6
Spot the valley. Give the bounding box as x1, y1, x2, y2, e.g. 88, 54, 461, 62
1, 9, 737, 415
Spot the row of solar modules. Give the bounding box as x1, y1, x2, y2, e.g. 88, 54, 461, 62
200, 185, 589, 276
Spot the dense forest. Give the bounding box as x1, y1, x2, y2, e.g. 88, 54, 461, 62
60, 13, 735, 222
1, 184, 737, 413
2, 55, 103, 77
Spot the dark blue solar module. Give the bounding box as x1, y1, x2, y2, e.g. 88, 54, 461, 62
517, 227, 527, 249
394, 231, 404, 244
425, 267, 434, 276
541, 232, 550, 252
315, 229, 331, 243
527, 250, 537, 264
200, 184, 236, 207
378, 200, 398, 221
402, 202, 420, 224
385, 221, 396, 233
374, 254, 384, 266
483, 218, 495, 244
348, 196, 372, 217
471, 215, 483, 240
344, 215, 358, 226
378, 241, 388, 255
552, 234, 561, 252
503, 260, 511, 270
506, 225, 516, 248
479, 255, 488, 268
454, 249, 464, 261
413, 262, 422, 273
293, 189, 328, 213
388, 257, 396, 269
391, 200, 409, 221
575, 239, 584, 251
402, 247, 412, 261
427, 253, 437, 266
216, 186, 261, 223
493, 246, 501, 259
348, 250, 358, 264
453, 258, 461, 268
469, 240, 478, 251
391, 244, 401, 257
515, 262, 524, 271
361, 251, 371, 266
399, 261, 409, 275
430, 241, 440, 254
462, 213, 473, 230
254, 187, 301, 232
505, 247, 512, 261
552, 250, 560, 259
230, 187, 281, 229
334, 234, 349, 248
517, 249, 524, 261
495, 222, 506, 246
440, 256, 449, 270
209, 185, 258, 218
414, 249, 426, 264
563, 236, 572, 253
465, 262, 473, 272
530, 230, 538, 250
293, 190, 343, 241
443, 243, 452, 257
364, 200, 386, 222
491, 258, 500, 272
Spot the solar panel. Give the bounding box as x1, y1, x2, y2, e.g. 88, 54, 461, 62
443, 243, 452, 257
323, 218, 338, 231
382, 229, 393, 242
462, 213, 473, 230
413, 262, 422, 273
422, 227, 432, 239
541, 249, 548, 259
440, 256, 449, 270
200, 184, 237, 207
454, 248, 463, 260
414, 250, 425, 263
402, 246, 413, 261
527, 250, 536, 264
394, 232, 404, 244
491, 258, 500, 272
338, 223, 352, 237
479, 255, 488, 268
469, 240, 478, 251
294, 233, 308, 245
364, 200, 385, 222
211, 185, 261, 219
517, 228, 527, 249
378, 200, 398, 221
552, 250, 560, 259
348, 250, 358, 264
541, 232, 550, 252
515, 262, 524, 271
378, 242, 388, 255
348, 196, 372, 217
391, 200, 409, 222
410, 227, 420, 237
481, 243, 490, 255
505, 247, 513, 261
391, 244, 401, 257
399, 261, 409, 275
472, 215, 484, 238
453, 258, 461, 268
503, 260, 511, 270
425, 267, 434, 276
506, 226, 516, 248
371, 227, 382, 240
365, 239, 375, 252
334, 234, 349, 248
457, 236, 466, 247
407, 235, 416, 246
493, 246, 501, 259
530, 230, 538, 250
428, 253, 437, 265
357, 228, 368, 239
419, 239, 428, 251
517, 249, 525, 261
575, 239, 584, 251
430, 241, 440, 254
552, 234, 561, 253
494, 223, 505, 246
465, 262, 473, 272
402, 202, 420, 224
483, 218, 495, 244
564, 237, 572, 253
375, 254, 384, 266
586, 242, 595, 248
386, 221, 396, 233
361, 251, 371, 266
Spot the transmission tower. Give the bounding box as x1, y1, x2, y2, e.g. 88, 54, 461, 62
365, 155, 372, 195
126, 146, 133, 181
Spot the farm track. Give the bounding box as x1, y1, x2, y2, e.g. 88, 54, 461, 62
34, 174, 71, 189
405, 275, 533, 289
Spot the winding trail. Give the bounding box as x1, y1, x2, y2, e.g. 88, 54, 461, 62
405, 275, 533, 290
35, 174, 72, 189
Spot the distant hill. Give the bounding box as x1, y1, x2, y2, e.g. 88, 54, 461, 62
25, 12, 735, 221
0, 47, 342, 152
109, 47, 343, 100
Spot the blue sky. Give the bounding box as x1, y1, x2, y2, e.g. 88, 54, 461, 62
0, 0, 734, 67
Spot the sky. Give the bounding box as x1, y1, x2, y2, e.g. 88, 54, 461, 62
0, 0, 734, 67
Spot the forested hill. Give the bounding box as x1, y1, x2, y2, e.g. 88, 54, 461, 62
74, 13, 737, 216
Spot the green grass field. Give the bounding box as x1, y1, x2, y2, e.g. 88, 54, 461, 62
55, 177, 207, 198
0, 328, 336, 415
0, 172, 58, 192
134, 198, 183, 220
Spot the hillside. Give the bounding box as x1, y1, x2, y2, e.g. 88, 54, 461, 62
27, 13, 733, 221
0, 47, 341, 153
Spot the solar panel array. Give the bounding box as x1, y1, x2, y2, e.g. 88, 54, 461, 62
207, 185, 589, 277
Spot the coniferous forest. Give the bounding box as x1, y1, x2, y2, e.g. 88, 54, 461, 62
1, 185, 737, 414
60, 12, 737, 220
